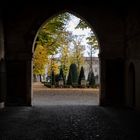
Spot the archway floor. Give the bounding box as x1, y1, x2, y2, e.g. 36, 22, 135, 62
0, 83, 140, 139
33, 82, 99, 106
0, 106, 140, 139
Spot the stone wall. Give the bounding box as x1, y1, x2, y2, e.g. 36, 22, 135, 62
0, 19, 6, 108
125, 10, 140, 110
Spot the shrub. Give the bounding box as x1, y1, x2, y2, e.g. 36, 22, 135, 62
87, 70, 95, 87
67, 70, 72, 85
78, 66, 85, 85
51, 70, 55, 86
67, 63, 78, 85
59, 68, 65, 84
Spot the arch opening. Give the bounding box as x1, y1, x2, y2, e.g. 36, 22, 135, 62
31, 11, 100, 106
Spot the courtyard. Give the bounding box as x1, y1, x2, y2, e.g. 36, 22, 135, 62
33, 82, 99, 106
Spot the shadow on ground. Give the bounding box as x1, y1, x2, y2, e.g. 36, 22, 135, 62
0, 105, 140, 140
0, 83, 139, 139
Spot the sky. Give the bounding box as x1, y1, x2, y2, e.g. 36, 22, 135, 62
66, 14, 99, 57
54, 13, 99, 58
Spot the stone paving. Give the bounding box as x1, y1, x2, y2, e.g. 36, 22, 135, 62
0, 106, 140, 140
0, 83, 140, 140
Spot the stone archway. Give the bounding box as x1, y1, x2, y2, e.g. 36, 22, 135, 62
4, 4, 125, 106
31, 11, 101, 106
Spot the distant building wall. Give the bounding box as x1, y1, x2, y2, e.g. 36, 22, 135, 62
83, 57, 99, 84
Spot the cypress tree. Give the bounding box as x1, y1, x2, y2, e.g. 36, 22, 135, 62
78, 66, 85, 85
67, 70, 72, 85
71, 63, 78, 85
87, 70, 95, 87
67, 63, 78, 85
59, 67, 65, 84
51, 70, 55, 86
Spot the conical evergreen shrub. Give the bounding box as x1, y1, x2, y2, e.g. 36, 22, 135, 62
51, 70, 55, 86
67, 63, 78, 86
78, 66, 85, 85
59, 67, 65, 84
87, 70, 95, 87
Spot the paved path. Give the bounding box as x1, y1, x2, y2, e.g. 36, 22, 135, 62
1, 83, 140, 139
33, 82, 99, 106
0, 106, 140, 140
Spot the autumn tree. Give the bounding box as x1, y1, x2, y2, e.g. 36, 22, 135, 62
86, 33, 98, 71
75, 19, 99, 71
36, 12, 71, 56
33, 44, 48, 81
59, 45, 71, 79
70, 35, 85, 73
33, 12, 99, 82
33, 12, 72, 78
75, 20, 88, 29
76, 19, 98, 87
75, 19, 99, 52
47, 56, 59, 76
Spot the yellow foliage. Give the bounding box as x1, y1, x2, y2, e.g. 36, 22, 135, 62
33, 45, 48, 75
47, 59, 59, 76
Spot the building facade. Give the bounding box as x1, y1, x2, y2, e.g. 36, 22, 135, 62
83, 57, 99, 85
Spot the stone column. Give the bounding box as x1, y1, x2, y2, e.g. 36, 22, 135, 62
99, 52, 125, 106
6, 52, 32, 106
26, 57, 32, 106
98, 52, 107, 106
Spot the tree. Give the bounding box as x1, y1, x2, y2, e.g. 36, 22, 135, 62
78, 66, 85, 85
47, 56, 59, 76
33, 44, 48, 81
59, 67, 65, 84
36, 12, 71, 56
51, 70, 55, 86
67, 63, 78, 86
75, 19, 99, 58
87, 33, 98, 71
60, 45, 71, 80
34, 12, 72, 79
34, 12, 99, 82
75, 19, 99, 74
70, 35, 85, 73
87, 70, 95, 87
67, 70, 72, 86
75, 19, 88, 29
55, 74, 60, 84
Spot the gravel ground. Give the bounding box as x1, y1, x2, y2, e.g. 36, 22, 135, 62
33, 82, 99, 106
